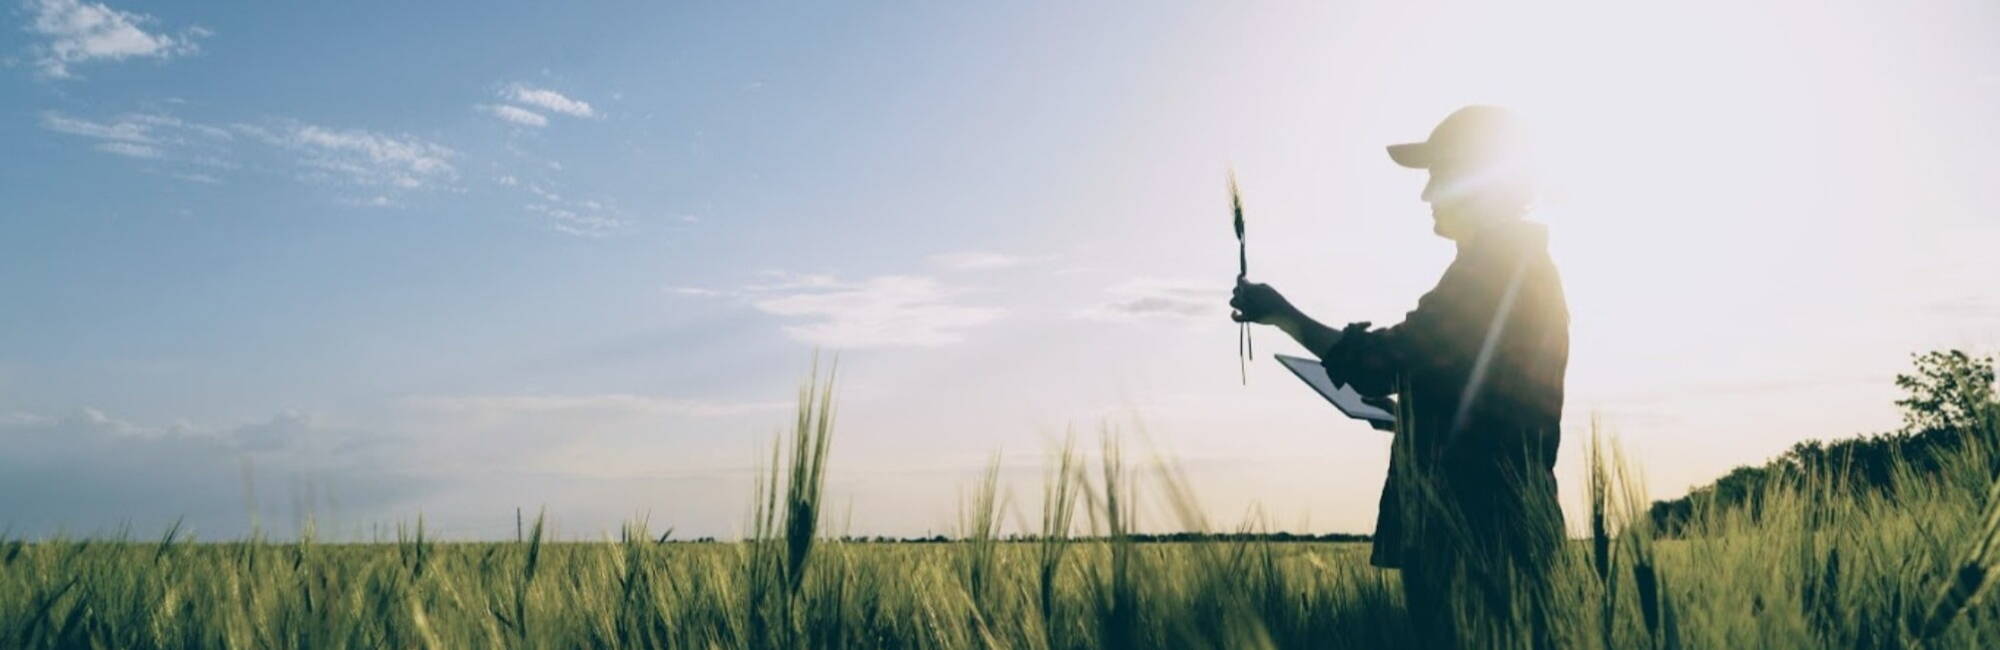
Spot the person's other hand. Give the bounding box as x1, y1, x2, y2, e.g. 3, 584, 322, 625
1230, 277, 1295, 325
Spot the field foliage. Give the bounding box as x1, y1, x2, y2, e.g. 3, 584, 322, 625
4, 357, 2000, 648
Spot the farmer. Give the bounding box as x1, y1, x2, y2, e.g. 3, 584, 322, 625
1228, 105, 1569, 644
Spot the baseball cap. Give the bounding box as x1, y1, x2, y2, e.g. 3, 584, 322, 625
1386, 105, 1525, 169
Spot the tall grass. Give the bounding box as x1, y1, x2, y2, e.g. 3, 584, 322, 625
957, 452, 1005, 605
3, 372, 2000, 648
1085, 433, 1140, 650
1919, 443, 2000, 638
743, 356, 837, 648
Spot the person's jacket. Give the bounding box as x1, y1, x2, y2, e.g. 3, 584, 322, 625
1319, 218, 1569, 568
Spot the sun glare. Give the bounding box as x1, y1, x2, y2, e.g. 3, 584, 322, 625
1409, 1, 1959, 401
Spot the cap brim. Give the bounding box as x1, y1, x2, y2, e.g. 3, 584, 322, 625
1386, 142, 1433, 169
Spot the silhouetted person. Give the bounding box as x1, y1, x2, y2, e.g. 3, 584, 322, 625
1230, 105, 1568, 646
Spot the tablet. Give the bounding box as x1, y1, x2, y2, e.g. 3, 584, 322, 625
1273, 354, 1396, 430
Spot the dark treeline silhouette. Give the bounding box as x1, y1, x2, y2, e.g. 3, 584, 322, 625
1651, 349, 1999, 535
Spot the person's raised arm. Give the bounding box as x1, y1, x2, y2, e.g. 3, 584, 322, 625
1230, 278, 1344, 358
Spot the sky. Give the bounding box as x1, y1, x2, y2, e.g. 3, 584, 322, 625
2, 0, 1997, 541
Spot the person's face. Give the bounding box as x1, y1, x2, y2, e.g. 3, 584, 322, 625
1419, 157, 1526, 241
1420, 158, 1480, 240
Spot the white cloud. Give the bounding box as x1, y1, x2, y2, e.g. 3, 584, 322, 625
291, 126, 453, 176
1078, 279, 1224, 323
125, 112, 231, 140
504, 84, 597, 118
929, 251, 1026, 271
94, 140, 159, 158
526, 202, 625, 237
41, 110, 235, 170
407, 394, 789, 419
41, 110, 155, 142
513, 181, 627, 235
41, 111, 233, 146
245, 122, 457, 189
26, 0, 208, 78
481, 104, 548, 127
751, 275, 1003, 348
679, 270, 1007, 347
744, 270, 848, 292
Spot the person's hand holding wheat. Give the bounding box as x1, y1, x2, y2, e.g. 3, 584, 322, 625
1232, 172, 1251, 384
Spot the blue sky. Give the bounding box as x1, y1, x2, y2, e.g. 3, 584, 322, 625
3, 0, 1998, 540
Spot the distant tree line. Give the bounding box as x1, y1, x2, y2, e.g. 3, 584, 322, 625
662, 532, 1371, 544
669, 352, 1996, 544
1649, 349, 2000, 536
829, 532, 1372, 544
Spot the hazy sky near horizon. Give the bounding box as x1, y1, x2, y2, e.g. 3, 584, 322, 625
3, 0, 1997, 540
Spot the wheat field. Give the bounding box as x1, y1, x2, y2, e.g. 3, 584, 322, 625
4, 375, 1999, 649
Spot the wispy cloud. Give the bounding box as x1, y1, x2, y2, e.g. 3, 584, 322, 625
40, 110, 231, 165
520, 183, 626, 236
406, 394, 789, 419
673, 270, 1004, 347
744, 270, 847, 292
25, 0, 209, 78
94, 141, 159, 158
480, 104, 548, 127
123, 112, 232, 139
41, 111, 154, 142
504, 84, 597, 118
1078, 279, 1224, 323
243, 122, 457, 189
338, 195, 396, 208
665, 271, 844, 300
928, 251, 1026, 271
749, 275, 1003, 348
526, 202, 625, 236
42, 101, 630, 231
